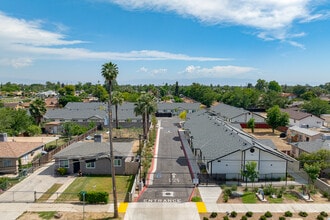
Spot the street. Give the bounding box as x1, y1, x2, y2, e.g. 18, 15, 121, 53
138, 117, 194, 203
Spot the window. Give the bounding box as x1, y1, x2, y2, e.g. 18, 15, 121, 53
114, 159, 122, 167
86, 161, 95, 169
4, 160, 12, 167
59, 160, 69, 168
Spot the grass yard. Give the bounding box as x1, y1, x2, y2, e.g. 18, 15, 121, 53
241, 191, 257, 203
37, 183, 63, 202
56, 175, 134, 203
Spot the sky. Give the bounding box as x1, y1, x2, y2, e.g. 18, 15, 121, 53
0, 0, 330, 86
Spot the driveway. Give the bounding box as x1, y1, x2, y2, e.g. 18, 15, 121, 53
0, 162, 76, 219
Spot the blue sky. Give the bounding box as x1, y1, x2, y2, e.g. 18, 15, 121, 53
1, 0, 330, 86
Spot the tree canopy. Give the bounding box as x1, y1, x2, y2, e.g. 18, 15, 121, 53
266, 105, 289, 133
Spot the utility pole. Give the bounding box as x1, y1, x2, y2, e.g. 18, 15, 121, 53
107, 97, 118, 217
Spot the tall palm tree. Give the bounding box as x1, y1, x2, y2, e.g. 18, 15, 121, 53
134, 93, 157, 139
29, 98, 47, 126
101, 61, 119, 218
112, 91, 124, 129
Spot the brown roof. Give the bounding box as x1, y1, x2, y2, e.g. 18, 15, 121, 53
0, 142, 43, 158
281, 108, 323, 120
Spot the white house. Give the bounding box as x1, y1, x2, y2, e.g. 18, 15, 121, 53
183, 110, 292, 181
281, 108, 325, 128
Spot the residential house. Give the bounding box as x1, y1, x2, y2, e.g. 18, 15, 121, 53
53, 141, 139, 175
209, 103, 267, 128
287, 125, 323, 143
0, 134, 54, 174
291, 135, 330, 158
281, 108, 325, 128
156, 102, 201, 116
44, 102, 142, 128
182, 110, 293, 181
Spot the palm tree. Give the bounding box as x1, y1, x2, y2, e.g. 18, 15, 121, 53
101, 61, 119, 218
112, 91, 124, 129
134, 93, 157, 139
29, 98, 47, 126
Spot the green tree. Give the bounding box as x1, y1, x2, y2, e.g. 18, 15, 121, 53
93, 85, 108, 102
101, 61, 119, 218
112, 91, 124, 129
298, 149, 330, 175
134, 93, 157, 138
304, 163, 321, 186
268, 80, 282, 92
29, 98, 47, 126
255, 79, 268, 91
0, 108, 33, 136
266, 105, 289, 133
26, 125, 42, 136
302, 98, 330, 117
247, 118, 255, 133
241, 161, 259, 187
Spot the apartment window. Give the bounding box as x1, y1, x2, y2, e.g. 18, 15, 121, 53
114, 159, 122, 167
59, 160, 69, 168
86, 161, 95, 169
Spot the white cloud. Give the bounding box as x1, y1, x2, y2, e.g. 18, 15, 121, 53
0, 12, 228, 66
108, 0, 327, 44
180, 65, 256, 78
0, 58, 33, 68
138, 67, 148, 72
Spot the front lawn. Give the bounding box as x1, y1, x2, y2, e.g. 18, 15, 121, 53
241, 191, 257, 203
56, 175, 134, 203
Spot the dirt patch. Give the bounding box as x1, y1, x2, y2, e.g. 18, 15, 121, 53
17, 211, 124, 220
243, 128, 292, 152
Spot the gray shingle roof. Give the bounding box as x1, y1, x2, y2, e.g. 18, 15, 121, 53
54, 141, 133, 159
295, 139, 330, 153
157, 102, 201, 111
184, 111, 291, 161
210, 103, 248, 119
45, 102, 140, 121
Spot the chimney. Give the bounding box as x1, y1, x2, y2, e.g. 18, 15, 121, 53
0, 133, 8, 142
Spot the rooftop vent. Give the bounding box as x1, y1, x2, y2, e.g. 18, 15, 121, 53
0, 133, 8, 142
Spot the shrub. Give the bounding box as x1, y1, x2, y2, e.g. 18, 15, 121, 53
230, 211, 237, 217
264, 185, 275, 196
241, 216, 247, 220
224, 188, 232, 196
298, 211, 308, 217
56, 167, 67, 176
317, 215, 324, 220
264, 211, 272, 218
231, 185, 238, 191
288, 185, 295, 190
279, 217, 286, 220
210, 212, 217, 218
259, 216, 266, 220
203, 217, 209, 220
284, 211, 292, 217
320, 211, 328, 217
223, 194, 229, 203
246, 211, 253, 217
322, 191, 329, 198
78, 191, 109, 204
223, 216, 229, 220
191, 196, 202, 202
